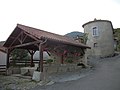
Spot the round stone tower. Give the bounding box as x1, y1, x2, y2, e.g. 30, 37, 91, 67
82, 19, 114, 58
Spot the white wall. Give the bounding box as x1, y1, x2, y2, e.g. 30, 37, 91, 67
0, 51, 6, 65
33, 51, 50, 60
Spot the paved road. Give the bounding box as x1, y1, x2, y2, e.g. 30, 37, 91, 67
32, 55, 120, 90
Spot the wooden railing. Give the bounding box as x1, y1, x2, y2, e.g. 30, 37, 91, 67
10, 59, 46, 67
10, 59, 39, 63
0, 65, 6, 74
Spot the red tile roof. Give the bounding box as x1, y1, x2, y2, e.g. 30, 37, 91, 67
0, 41, 5, 46
0, 46, 6, 53
4, 24, 90, 49
0, 41, 6, 53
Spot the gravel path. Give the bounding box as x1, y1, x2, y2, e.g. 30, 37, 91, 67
0, 75, 38, 90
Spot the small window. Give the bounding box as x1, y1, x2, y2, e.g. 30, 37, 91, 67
92, 26, 99, 37
94, 43, 98, 47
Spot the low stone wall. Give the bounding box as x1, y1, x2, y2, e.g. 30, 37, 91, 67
6, 67, 21, 75
21, 67, 37, 76
43, 64, 82, 74
6, 64, 83, 78
6, 67, 36, 76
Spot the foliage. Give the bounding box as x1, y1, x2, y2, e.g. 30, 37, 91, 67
114, 28, 120, 51
65, 31, 84, 39
46, 59, 53, 64
65, 57, 73, 63
65, 46, 84, 58
83, 33, 88, 44
47, 41, 85, 65
10, 49, 30, 60
65, 32, 88, 44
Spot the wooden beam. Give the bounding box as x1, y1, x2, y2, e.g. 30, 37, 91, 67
39, 44, 43, 72
18, 38, 23, 44
18, 31, 24, 44
80, 48, 85, 54
6, 49, 10, 68
24, 32, 40, 41
6, 48, 14, 68
30, 52, 34, 67
38, 39, 47, 72
22, 34, 27, 43
9, 36, 16, 39
28, 50, 36, 55
61, 54, 64, 64
9, 31, 23, 47
9, 31, 39, 48
28, 50, 36, 67
9, 41, 42, 49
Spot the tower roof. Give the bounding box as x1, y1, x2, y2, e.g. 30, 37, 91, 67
82, 20, 112, 28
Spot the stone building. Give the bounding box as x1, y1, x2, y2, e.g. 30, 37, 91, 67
82, 19, 114, 58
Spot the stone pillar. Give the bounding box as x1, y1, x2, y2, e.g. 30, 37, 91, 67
84, 49, 88, 66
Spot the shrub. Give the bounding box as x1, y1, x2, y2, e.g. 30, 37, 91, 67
65, 58, 73, 63
46, 59, 53, 64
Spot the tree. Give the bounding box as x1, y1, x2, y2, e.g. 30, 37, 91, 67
114, 28, 120, 51
83, 33, 88, 44
10, 49, 30, 60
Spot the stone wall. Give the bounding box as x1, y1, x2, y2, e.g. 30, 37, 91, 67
83, 20, 114, 58
43, 64, 82, 75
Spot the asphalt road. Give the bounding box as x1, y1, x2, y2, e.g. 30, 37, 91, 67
32, 55, 120, 90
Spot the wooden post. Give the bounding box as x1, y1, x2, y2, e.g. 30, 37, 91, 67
39, 44, 43, 72
28, 50, 36, 67
6, 49, 10, 69
84, 49, 88, 66
61, 54, 64, 64
30, 51, 34, 67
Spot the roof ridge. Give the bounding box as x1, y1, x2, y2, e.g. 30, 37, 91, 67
17, 24, 68, 37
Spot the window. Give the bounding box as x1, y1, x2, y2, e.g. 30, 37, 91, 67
92, 26, 99, 37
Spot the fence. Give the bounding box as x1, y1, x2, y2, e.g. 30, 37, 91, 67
10, 59, 46, 67
0, 65, 6, 74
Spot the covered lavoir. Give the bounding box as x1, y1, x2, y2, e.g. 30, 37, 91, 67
3, 24, 90, 80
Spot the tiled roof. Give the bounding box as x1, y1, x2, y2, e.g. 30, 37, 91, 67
0, 46, 6, 53
0, 41, 5, 46
0, 41, 6, 53
17, 24, 90, 48
3, 24, 90, 49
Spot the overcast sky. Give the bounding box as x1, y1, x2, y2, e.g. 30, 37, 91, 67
0, 0, 120, 41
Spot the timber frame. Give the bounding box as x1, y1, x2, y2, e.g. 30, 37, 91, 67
3, 24, 90, 72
